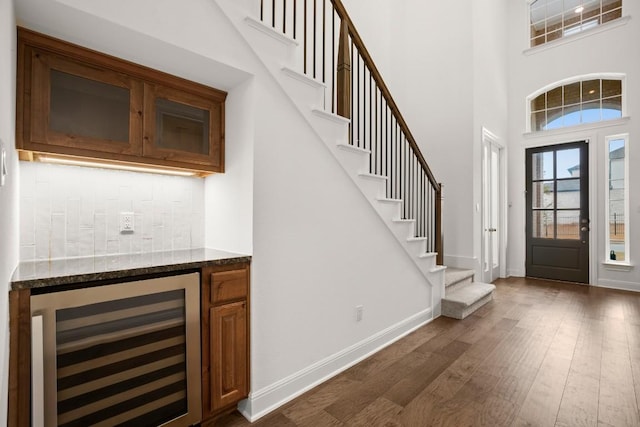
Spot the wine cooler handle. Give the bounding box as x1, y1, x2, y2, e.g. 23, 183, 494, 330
31, 314, 45, 427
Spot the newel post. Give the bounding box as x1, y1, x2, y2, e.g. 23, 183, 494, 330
336, 19, 351, 119
435, 183, 444, 266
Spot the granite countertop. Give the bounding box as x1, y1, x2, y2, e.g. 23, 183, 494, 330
11, 248, 251, 291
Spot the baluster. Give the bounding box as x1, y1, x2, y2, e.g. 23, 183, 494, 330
436, 184, 443, 265
374, 88, 378, 174
385, 105, 389, 193
304, 0, 307, 74
403, 136, 407, 219
331, 7, 335, 112
336, 19, 350, 119
322, 0, 326, 83
369, 73, 372, 167
313, 0, 317, 79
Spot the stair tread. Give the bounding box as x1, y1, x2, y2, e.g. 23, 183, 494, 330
444, 268, 474, 287
443, 282, 496, 308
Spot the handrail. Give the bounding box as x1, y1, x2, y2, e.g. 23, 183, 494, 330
259, 0, 443, 264
331, 0, 439, 190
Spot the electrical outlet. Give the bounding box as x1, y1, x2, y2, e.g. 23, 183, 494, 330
356, 305, 364, 322
120, 212, 135, 233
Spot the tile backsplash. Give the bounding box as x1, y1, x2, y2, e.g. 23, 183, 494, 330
20, 162, 205, 261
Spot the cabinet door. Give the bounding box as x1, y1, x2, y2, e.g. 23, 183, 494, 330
210, 301, 248, 411
143, 83, 224, 172
26, 46, 144, 156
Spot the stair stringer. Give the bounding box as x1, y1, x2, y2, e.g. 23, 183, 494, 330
214, 0, 445, 316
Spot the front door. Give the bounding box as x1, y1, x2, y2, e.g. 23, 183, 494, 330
525, 141, 589, 283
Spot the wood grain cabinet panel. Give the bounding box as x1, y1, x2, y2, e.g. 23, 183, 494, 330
211, 301, 248, 411
143, 83, 224, 170
201, 263, 250, 422
211, 269, 248, 304
16, 28, 227, 175
26, 46, 144, 156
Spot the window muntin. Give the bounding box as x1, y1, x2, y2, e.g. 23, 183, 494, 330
530, 147, 582, 240
605, 134, 629, 263
530, 78, 622, 131
530, 0, 623, 47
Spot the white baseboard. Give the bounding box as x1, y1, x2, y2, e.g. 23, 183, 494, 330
507, 269, 525, 277
238, 307, 434, 422
594, 279, 640, 293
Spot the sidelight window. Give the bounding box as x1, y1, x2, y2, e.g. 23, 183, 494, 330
605, 134, 629, 263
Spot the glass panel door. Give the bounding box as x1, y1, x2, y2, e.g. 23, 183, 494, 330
30, 47, 143, 155
526, 141, 589, 283
482, 133, 503, 283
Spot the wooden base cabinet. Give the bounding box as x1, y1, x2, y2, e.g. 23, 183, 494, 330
9, 264, 251, 426
201, 264, 250, 421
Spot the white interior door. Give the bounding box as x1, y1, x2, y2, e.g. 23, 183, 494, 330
482, 130, 504, 283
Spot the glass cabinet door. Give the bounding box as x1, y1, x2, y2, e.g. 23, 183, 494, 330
143, 83, 224, 172
29, 47, 143, 155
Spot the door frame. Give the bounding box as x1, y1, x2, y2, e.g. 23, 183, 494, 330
522, 132, 598, 285
481, 127, 507, 282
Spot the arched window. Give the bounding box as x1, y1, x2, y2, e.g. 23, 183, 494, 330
530, 0, 623, 47
529, 76, 623, 132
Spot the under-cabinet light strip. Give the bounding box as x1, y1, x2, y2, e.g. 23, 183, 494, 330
38, 156, 197, 177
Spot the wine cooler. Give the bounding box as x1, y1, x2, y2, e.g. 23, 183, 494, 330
30, 273, 202, 427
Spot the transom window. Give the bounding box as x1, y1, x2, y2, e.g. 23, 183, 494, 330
530, 0, 623, 47
530, 77, 622, 131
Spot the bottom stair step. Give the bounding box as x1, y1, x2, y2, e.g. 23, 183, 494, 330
442, 282, 496, 320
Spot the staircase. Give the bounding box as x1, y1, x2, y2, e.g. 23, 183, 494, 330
215, 0, 494, 318
442, 268, 496, 319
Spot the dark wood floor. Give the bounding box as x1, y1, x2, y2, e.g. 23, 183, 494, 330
211, 277, 640, 426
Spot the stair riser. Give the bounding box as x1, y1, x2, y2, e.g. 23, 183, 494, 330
387, 220, 414, 242
445, 276, 473, 294
357, 176, 387, 200
442, 292, 494, 320
280, 75, 325, 110
405, 239, 427, 256
309, 113, 350, 142
374, 201, 402, 222
244, 23, 298, 68
334, 147, 370, 178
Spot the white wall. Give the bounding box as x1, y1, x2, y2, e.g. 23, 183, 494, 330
20, 164, 205, 260
472, 0, 509, 277
0, 0, 18, 423
340, 0, 393, 80
506, 1, 640, 290
248, 56, 432, 414
341, 0, 510, 273
204, 77, 254, 255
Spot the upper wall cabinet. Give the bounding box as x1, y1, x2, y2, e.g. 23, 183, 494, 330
16, 28, 227, 175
